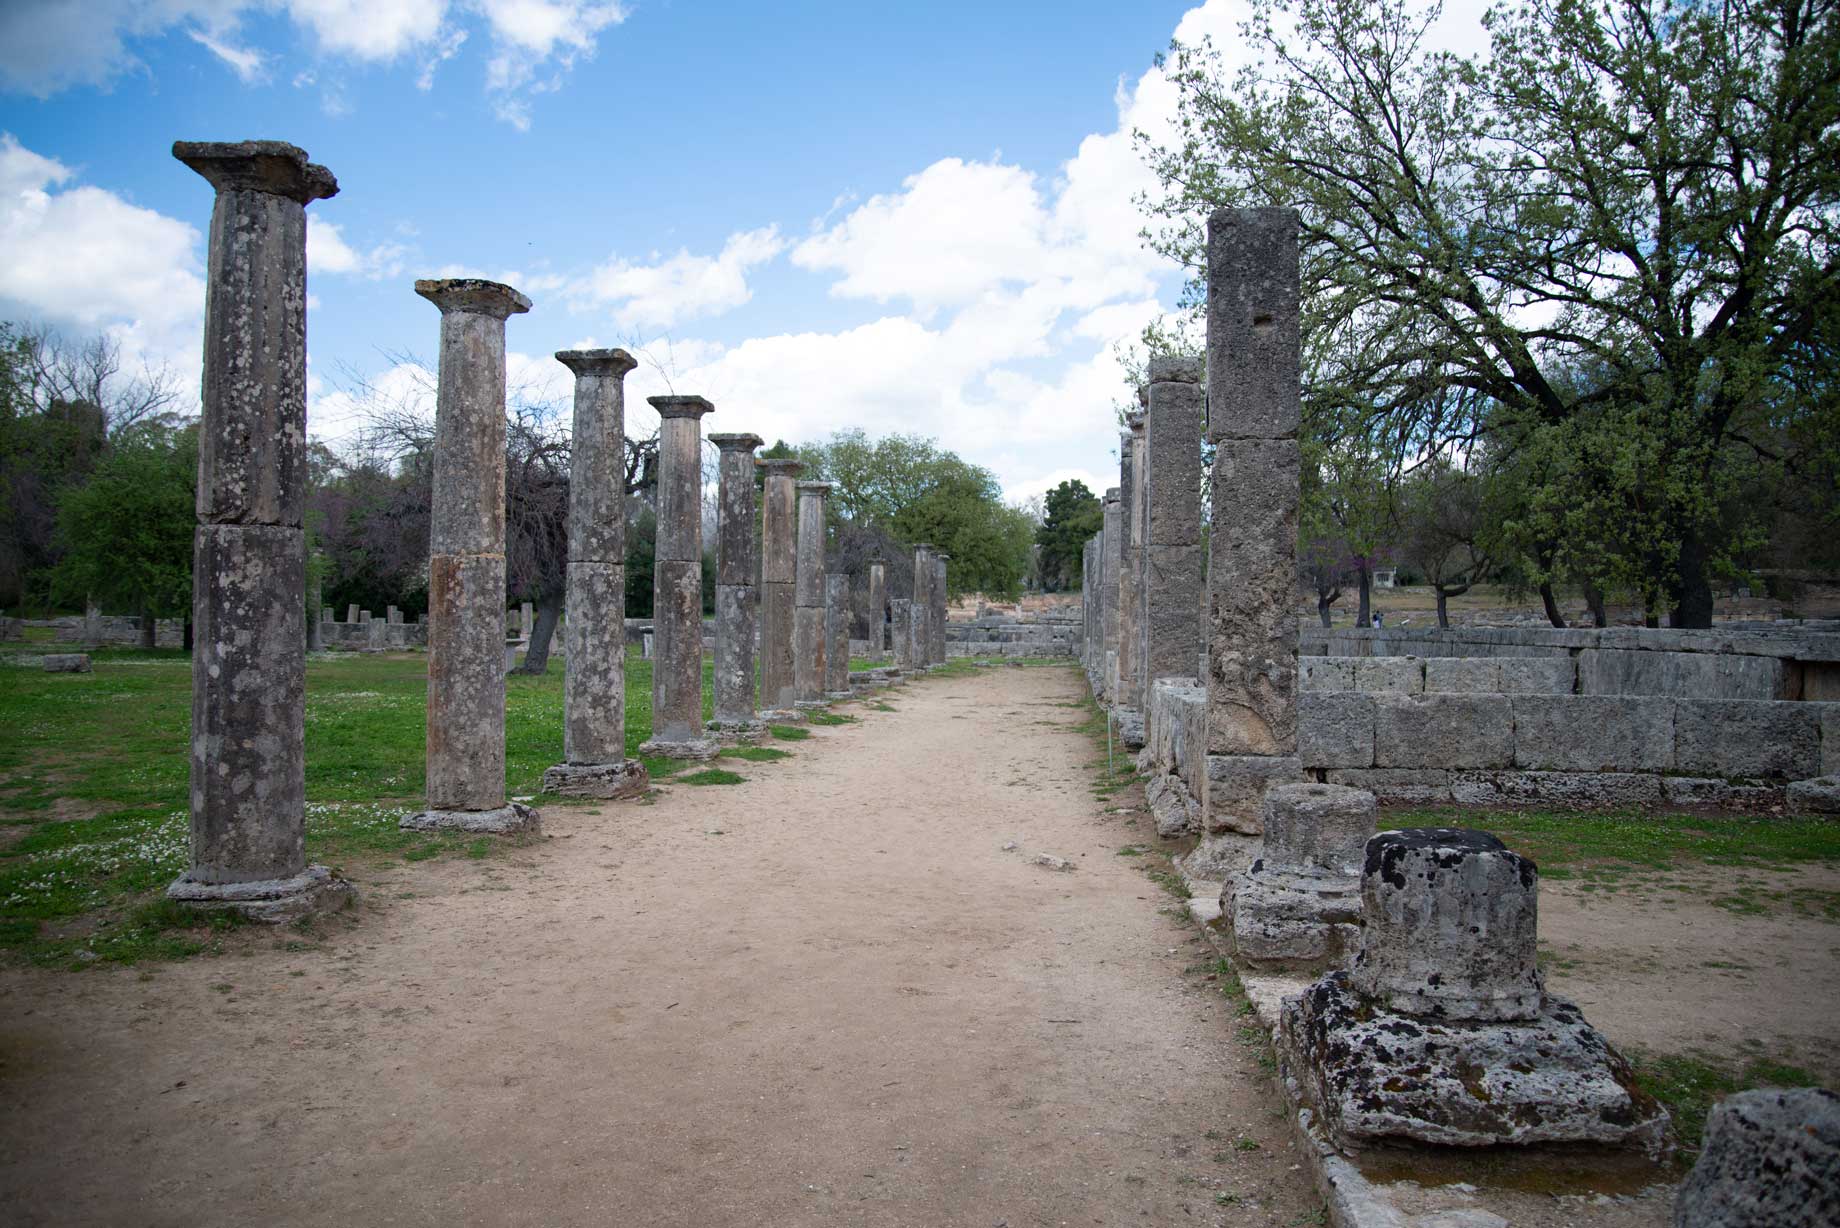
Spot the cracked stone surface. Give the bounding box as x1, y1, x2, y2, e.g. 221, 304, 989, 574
1675, 1087, 1839, 1227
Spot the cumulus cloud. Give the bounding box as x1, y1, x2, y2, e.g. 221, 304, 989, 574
0, 133, 205, 379
568, 227, 787, 333
308, 216, 409, 281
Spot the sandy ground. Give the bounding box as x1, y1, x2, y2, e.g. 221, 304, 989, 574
0, 664, 1320, 1228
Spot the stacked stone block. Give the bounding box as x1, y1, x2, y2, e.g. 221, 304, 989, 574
794, 481, 832, 706
708, 433, 766, 739
1141, 357, 1204, 689
824, 573, 851, 699
640, 397, 719, 760
867, 559, 888, 657
1224, 783, 1373, 969
757, 458, 804, 720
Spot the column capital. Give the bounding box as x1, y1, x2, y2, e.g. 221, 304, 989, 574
758, 457, 804, 477
708, 432, 764, 452
1103, 488, 1120, 505
648, 395, 714, 418
1127, 411, 1147, 436
556, 348, 636, 378
1149, 355, 1203, 384
416, 278, 532, 319
173, 140, 338, 204
795, 480, 834, 495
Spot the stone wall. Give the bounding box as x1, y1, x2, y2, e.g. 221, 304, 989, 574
946, 609, 1080, 658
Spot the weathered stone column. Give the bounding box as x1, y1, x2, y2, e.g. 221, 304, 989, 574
1143, 358, 1205, 691
757, 458, 804, 720
824, 572, 851, 698
1203, 208, 1305, 836
929, 552, 949, 665
166, 139, 352, 920
542, 349, 649, 798
707, 432, 765, 739
910, 544, 933, 670
1116, 428, 1139, 712
639, 396, 719, 759
1131, 397, 1152, 711
346, 602, 360, 624
1225, 783, 1374, 970
866, 558, 887, 656
892, 597, 914, 670
403, 277, 537, 834
1099, 491, 1120, 700
793, 480, 833, 706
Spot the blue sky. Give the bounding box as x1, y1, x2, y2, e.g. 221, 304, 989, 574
0, 0, 1396, 503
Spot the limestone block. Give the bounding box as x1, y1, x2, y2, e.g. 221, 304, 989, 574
649, 558, 704, 742
1496, 657, 1575, 694
42, 654, 91, 672
1423, 657, 1498, 693
542, 760, 648, 800
189, 523, 306, 883
1674, 1087, 1839, 1228
1280, 974, 1668, 1152
1823, 704, 1840, 776
1665, 777, 1782, 808
1786, 776, 1840, 815
1372, 694, 1513, 770
1355, 656, 1424, 694
1325, 768, 1452, 805
1261, 782, 1376, 877
425, 552, 507, 813
1226, 874, 1361, 969
1452, 771, 1663, 808
1351, 829, 1542, 1022
1205, 754, 1304, 834
1675, 700, 1822, 780
650, 399, 712, 563
708, 433, 762, 584
561, 560, 626, 765
427, 307, 518, 557
1299, 691, 1375, 769
1299, 656, 1356, 691
712, 582, 757, 725
793, 605, 825, 703
1578, 647, 1787, 701
1143, 541, 1204, 685
760, 581, 797, 711
1145, 774, 1200, 839
1511, 694, 1675, 772
1205, 207, 1300, 442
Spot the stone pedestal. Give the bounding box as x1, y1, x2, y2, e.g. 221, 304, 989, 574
543, 349, 649, 799
757, 458, 804, 720
824, 572, 851, 698
166, 139, 354, 919
1225, 782, 1374, 969
793, 481, 832, 706
1204, 209, 1302, 837
403, 277, 539, 834
708, 433, 766, 739
639, 396, 719, 761
1675, 1088, 1838, 1227
1278, 828, 1668, 1154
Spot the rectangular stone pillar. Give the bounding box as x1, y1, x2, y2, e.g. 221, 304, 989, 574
1100, 490, 1120, 700
867, 559, 887, 656
1143, 358, 1204, 687
346, 603, 359, 624
708, 433, 765, 737
404, 277, 537, 834
892, 597, 914, 670
757, 458, 803, 719
910, 544, 933, 671
929, 553, 949, 666
543, 349, 647, 798
1203, 207, 1304, 838
1132, 401, 1151, 709
793, 481, 832, 705
167, 139, 351, 920
1115, 432, 1138, 710
640, 396, 718, 759
824, 572, 850, 697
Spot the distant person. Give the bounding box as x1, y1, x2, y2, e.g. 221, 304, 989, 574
1371, 612, 1383, 628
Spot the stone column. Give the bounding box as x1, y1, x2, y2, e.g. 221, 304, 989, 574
757, 458, 804, 720
929, 552, 949, 665
1142, 358, 1204, 689
346, 603, 359, 624
639, 396, 719, 759
166, 139, 352, 920
1099, 492, 1120, 700
542, 349, 649, 798
305, 553, 324, 653
1131, 401, 1151, 708
824, 572, 851, 698
867, 558, 887, 656
402, 277, 537, 834
707, 432, 766, 738
793, 481, 833, 706
1115, 430, 1138, 710
892, 597, 914, 670
1203, 208, 1305, 836
909, 544, 932, 670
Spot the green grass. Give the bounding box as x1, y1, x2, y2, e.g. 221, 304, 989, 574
0, 644, 730, 966
769, 725, 811, 741
1628, 1050, 1822, 1159
722, 746, 792, 763
807, 712, 857, 727
678, 768, 745, 787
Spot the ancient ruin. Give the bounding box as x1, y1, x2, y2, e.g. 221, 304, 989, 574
403, 277, 539, 834
824, 572, 851, 699
794, 481, 833, 707
866, 557, 888, 657
928, 552, 949, 668
708, 433, 766, 740
165, 140, 354, 918
639, 396, 719, 760
543, 350, 649, 798
1674, 1087, 1838, 1227
1223, 782, 1372, 969
757, 457, 805, 721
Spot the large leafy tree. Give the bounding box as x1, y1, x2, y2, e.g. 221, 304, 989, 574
1035, 479, 1104, 592
1141, 0, 1840, 626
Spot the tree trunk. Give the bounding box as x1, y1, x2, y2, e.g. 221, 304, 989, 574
1584, 583, 1608, 628
139, 608, 156, 649
1671, 528, 1715, 629
1538, 583, 1564, 628
1356, 563, 1372, 627
1316, 587, 1339, 628
1435, 588, 1450, 629
515, 593, 563, 675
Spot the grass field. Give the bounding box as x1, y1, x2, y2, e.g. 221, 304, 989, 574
0, 646, 723, 967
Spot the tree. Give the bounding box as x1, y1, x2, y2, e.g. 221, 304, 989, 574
1399, 457, 1495, 628
1035, 479, 1104, 592
52, 424, 197, 646
1141, 0, 1840, 627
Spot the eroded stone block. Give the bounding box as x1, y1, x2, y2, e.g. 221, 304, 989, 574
1373, 694, 1513, 769
1511, 695, 1674, 772
1299, 691, 1375, 769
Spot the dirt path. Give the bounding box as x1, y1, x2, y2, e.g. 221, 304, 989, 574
0, 664, 1319, 1227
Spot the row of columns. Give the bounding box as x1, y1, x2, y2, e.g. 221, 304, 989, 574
167, 135, 950, 923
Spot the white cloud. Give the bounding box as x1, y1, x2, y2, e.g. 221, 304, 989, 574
189, 28, 266, 81
569, 226, 787, 332
285, 0, 447, 59
308, 216, 408, 281
0, 133, 205, 379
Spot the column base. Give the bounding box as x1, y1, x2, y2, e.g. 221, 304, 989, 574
542, 760, 650, 800
794, 699, 829, 712
706, 718, 767, 741
757, 708, 805, 724
823, 690, 852, 701
638, 735, 722, 761
400, 801, 541, 834
166, 864, 356, 924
